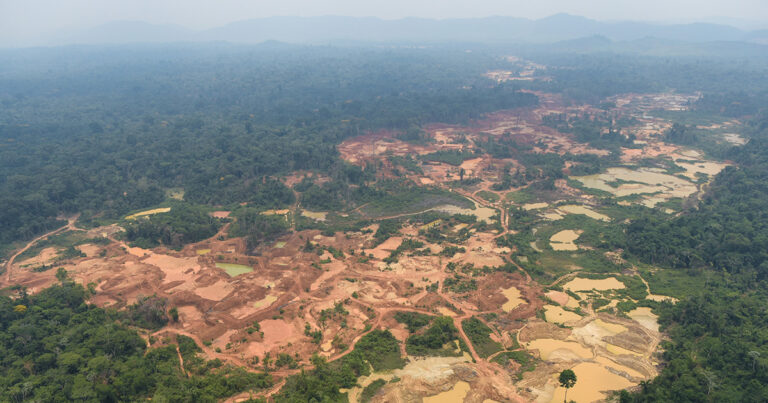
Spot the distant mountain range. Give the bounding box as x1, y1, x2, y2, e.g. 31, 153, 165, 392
40, 14, 768, 47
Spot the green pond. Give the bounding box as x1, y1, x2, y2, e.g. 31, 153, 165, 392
215, 262, 253, 277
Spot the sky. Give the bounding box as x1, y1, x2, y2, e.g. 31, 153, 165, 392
2, 0, 768, 45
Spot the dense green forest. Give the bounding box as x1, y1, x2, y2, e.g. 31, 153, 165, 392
122, 203, 223, 249
620, 113, 768, 401
0, 44, 536, 255
0, 278, 271, 401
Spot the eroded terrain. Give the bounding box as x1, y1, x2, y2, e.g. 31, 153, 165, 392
1, 64, 743, 402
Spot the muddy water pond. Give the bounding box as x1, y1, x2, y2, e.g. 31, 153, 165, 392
563, 277, 625, 292
572, 167, 697, 200
526, 339, 592, 361
215, 262, 254, 277
423, 381, 470, 403
543, 305, 581, 324
549, 362, 633, 403
550, 230, 580, 251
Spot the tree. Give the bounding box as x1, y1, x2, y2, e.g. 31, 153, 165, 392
559, 369, 577, 403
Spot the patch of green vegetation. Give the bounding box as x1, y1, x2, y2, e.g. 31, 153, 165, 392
420, 150, 476, 166
634, 263, 710, 299
505, 189, 535, 203
229, 207, 290, 250
406, 316, 462, 357
476, 190, 500, 203
16, 231, 106, 263
461, 317, 503, 358
355, 330, 405, 371
394, 311, 434, 333
388, 155, 423, 174
122, 202, 223, 249
0, 280, 271, 402
491, 351, 536, 379
444, 274, 478, 293
615, 275, 649, 300
360, 186, 473, 218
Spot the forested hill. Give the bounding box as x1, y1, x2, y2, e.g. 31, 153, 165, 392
620, 113, 768, 402
0, 45, 536, 254
0, 276, 272, 401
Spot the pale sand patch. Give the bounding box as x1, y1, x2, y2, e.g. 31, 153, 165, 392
437, 307, 456, 317
394, 356, 468, 381
423, 381, 470, 403
523, 202, 548, 210
434, 203, 496, 224
542, 212, 564, 221
550, 230, 581, 251
177, 306, 204, 329
369, 236, 403, 260
594, 355, 646, 378
144, 253, 201, 284
460, 157, 483, 171
230, 295, 278, 319
606, 343, 644, 357
675, 161, 728, 180
722, 133, 747, 145
310, 260, 348, 291
594, 319, 628, 335
526, 339, 593, 361
210, 211, 230, 218
563, 277, 625, 292
572, 319, 627, 347
501, 287, 524, 312
126, 246, 152, 257
545, 290, 569, 306
301, 210, 327, 221
543, 305, 581, 324
194, 281, 233, 301
261, 209, 290, 215
126, 207, 171, 220
270, 256, 292, 266
549, 362, 633, 403
76, 243, 101, 257
213, 329, 238, 350
459, 252, 505, 267
629, 307, 659, 332
244, 319, 299, 357
557, 205, 611, 222
420, 177, 435, 184
646, 294, 678, 303
19, 247, 60, 267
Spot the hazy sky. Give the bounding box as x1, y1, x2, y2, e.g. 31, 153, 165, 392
2, 0, 768, 45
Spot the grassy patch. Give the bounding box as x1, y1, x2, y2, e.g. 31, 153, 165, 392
476, 191, 500, 203
461, 317, 503, 358
361, 188, 473, 218
394, 311, 433, 333
355, 330, 405, 371
406, 316, 462, 357
420, 150, 476, 166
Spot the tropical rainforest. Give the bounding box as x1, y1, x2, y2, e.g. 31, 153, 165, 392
2, 40, 768, 402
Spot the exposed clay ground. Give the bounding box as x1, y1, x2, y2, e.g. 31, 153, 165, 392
1, 80, 738, 402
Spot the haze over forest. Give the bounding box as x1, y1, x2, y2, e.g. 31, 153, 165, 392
2, 1, 768, 402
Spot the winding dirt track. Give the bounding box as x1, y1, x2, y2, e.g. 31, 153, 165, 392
3, 215, 80, 284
